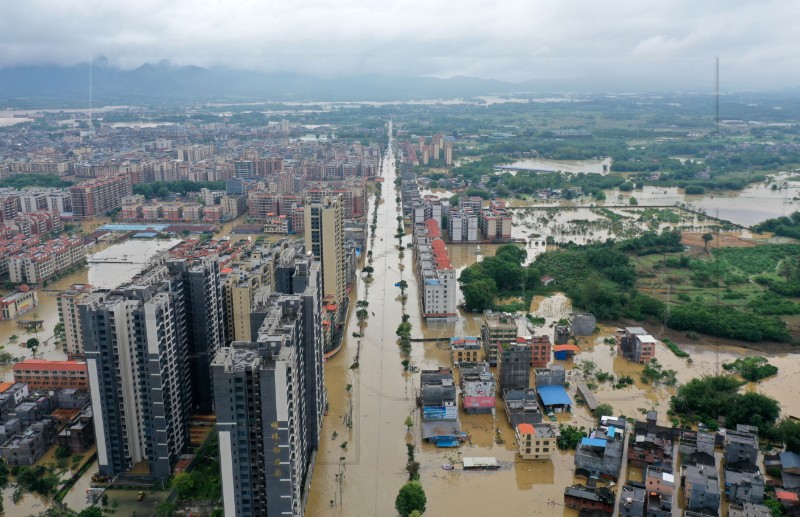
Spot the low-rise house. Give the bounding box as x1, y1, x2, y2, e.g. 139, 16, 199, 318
537, 385, 572, 414
728, 503, 772, 517
554, 325, 570, 345
619, 484, 646, 516
504, 388, 542, 426
564, 484, 615, 514
645, 464, 675, 517
451, 336, 481, 365
54, 406, 93, 453
419, 368, 462, 447
571, 313, 596, 336
535, 365, 566, 387
0, 418, 57, 466
616, 327, 657, 364
481, 311, 517, 366
725, 425, 759, 466
460, 363, 495, 415
575, 419, 626, 481
725, 462, 765, 505
515, 423, 558, 460
779, 451, 800, 489
774, 490, 800, 509
517, 335, 551, 368
629, 418, 674, 468
682, 463, 721, 514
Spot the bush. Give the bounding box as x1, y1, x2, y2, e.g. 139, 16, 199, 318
55, 445, 72, 460
722, 356, 779, 382
556, 425, 587, 450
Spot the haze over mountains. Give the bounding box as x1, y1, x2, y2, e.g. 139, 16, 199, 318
0, 62, 533, 105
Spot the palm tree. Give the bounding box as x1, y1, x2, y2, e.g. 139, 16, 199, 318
397, 280, 409, 295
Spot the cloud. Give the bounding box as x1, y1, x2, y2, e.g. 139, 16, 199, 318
1, 0, 798, 90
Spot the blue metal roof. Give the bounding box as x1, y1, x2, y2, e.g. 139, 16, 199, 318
537, 385, 572, 407
781, 451, 800, 470
581, 437, 607, 448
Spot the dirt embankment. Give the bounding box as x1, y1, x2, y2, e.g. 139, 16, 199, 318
681, 231, 757, 249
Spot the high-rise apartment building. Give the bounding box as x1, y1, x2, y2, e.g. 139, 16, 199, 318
57, 284, 92, 357
69, 174, 133, 218
80, 252, 223, 479
213, 251, 324, 516
304, 196, 345, 311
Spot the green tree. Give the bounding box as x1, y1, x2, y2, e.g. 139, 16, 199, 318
699, 232, 713, 251
726, 392, 780, 429
395, 481, 427, 517
53, 322, 65, 341
775, 419, 800, 454
404, 416, 413, 430
356, 309, 369, 322
55, 445, 72, 460
629, 196, 638, 206
462, 278, 497, 312
77, 508, 104, 517
155, 501, 176, 517
172, 472, 194, 498
397, 280, 409, 295
556, 425, 587, 450
26, 337, 39, 355
592, 403, 614, 419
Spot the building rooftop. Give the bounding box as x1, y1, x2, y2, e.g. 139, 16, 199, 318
13, 359, 87, 372
537, 385, 572, 406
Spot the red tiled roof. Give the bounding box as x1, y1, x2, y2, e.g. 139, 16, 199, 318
430, 238, 451, 270
553, 344, 580, 352
517, 423, 535, 435
13, 359, 87, 372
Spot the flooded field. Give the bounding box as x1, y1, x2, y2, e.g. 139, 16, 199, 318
424, 172, 800, 228
500, 157, 612, 175
510, 205, 744, 249
306, 124, 800, 516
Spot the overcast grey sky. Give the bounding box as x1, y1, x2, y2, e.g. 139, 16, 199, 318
2, 0, 798, 90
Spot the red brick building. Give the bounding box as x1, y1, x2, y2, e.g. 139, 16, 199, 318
12, 359, 88, 390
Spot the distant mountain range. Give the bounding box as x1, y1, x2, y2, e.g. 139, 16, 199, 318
0, 62, 530, 105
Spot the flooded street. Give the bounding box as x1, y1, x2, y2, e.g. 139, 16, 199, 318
306, 123, 800, 516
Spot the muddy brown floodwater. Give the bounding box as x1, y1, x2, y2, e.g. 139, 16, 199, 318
306, 124, 800, 517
